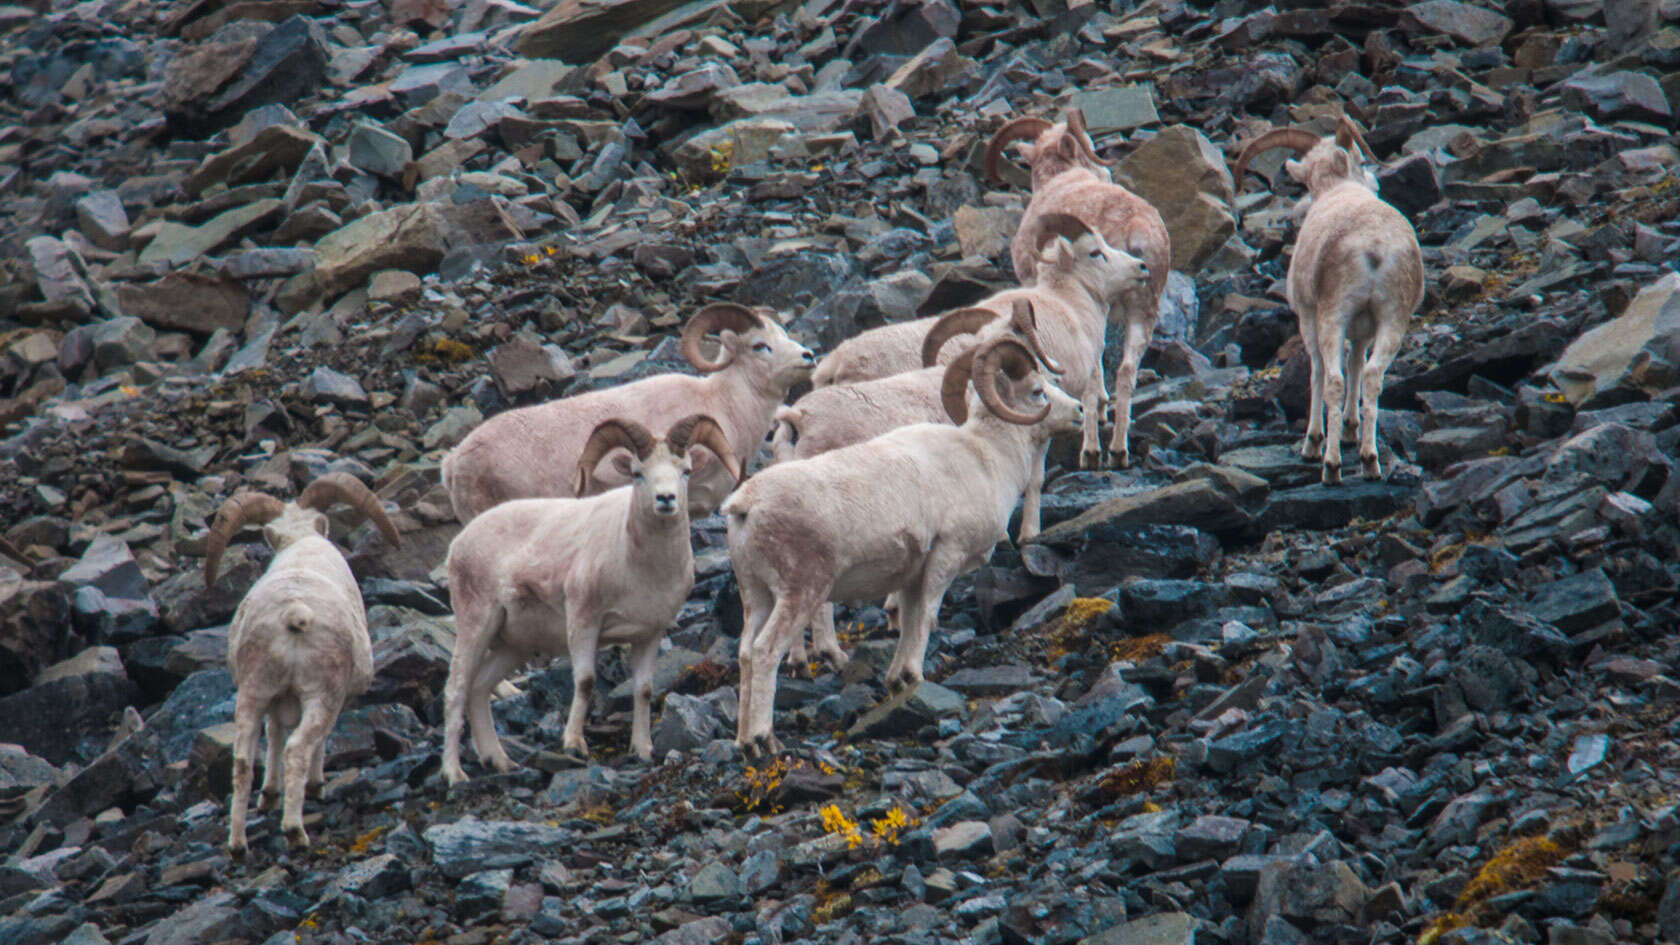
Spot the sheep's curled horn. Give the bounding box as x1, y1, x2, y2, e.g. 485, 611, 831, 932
664, 414, 743, 485
204, 492, 285, 586
920, 303, 1064, 376
679, 303, 763, 373
984, 116, 1052, 183
940, 337, 1050, 426
1034, 212, 1095, 253
1231, 126, 1321, 187
575, 419, 657, 495
298, 472, 402, 547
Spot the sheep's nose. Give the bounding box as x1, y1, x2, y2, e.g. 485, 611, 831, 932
800, 349, 816, 364
1137, 264, 1150, 278
655, 493, 678, 510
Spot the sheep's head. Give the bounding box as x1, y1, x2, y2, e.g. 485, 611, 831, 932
203, 473, 401, 585
941, 336, 1081, 433
922, 300, 1063, 375
1032, 212, 1150, 306
985, 108, 1113, 189
577, 415, 740, 520
1233, 115, 1380, 199
680, 302, 815, 390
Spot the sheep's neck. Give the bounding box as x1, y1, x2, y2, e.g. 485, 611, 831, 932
967, 414, 1043, 506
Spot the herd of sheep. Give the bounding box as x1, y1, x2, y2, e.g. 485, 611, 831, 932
202, 109, 1425, 856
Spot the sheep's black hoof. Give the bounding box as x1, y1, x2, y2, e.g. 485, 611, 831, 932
1361, 455, 1382, 480
1321, 462, 1342, 486
1079, 449, 1102, 470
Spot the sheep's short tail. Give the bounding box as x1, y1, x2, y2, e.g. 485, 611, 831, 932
281, 602, 312, 634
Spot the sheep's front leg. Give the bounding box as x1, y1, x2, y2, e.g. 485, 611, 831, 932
1017, 439, 1051, 543
281, 697, 339, 850
1107, 314, 1154, 469
1079, 360, 1104, 469
886, 546, 967, 693
627, 636, 661, 761
561, 610, 599, 758
228, 693, 263, 858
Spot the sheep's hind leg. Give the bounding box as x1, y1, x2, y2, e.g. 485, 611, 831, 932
1297, 307, 1326, 462
257, 710, 285, 811
281, 696, 340, 850
470, 648, 520, 773
1106, 307, 1155, 469
735, 576, 774, 751
228, 693, 263, 857
810, 603, 849, 674
1358, 312, 1407, 480
1316, 304, 1353, 485
742, 592, 823, 760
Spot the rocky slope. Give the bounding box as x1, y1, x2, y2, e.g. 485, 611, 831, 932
3, 0, 1680, 944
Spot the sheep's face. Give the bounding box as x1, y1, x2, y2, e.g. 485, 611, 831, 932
727, 318, 816, 390
1022, 124, 1113, 188
1043, 229, 1151, 305
628, 440, 691, 520
983, 367, 1083, 435
262, 506, 329, 551
1285, 139, 1377, 197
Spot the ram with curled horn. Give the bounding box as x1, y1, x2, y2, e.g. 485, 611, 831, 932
441, 414, 741, 783
443, 301, 814, 522
1230, 114, 1422, 485
987, 106, 1173, 470
208, 472, 401, 858
726, 336, 1087, 758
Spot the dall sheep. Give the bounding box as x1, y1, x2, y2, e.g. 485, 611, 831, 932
724, 337, 1083, 758
441, 415, 739, 784
986, 107, 1172, 469
443, 304, 812, 521
206, 473, 402, 856
1232, 116, 1424, 483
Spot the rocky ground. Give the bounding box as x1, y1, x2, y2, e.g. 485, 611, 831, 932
4, 0, 1680, 943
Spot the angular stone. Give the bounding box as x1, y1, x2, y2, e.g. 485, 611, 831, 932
932, 820, 993, 858
1249, 860, 1370, 940
173, 16, 329, 135
1405, 0, 1513, 46
302, 367, 368, 407
456, 868, 513, 918
1117, 126, 1235, 273
489, 334, 574, 396
1176, 815, 1251, 861
115, 273, 249, 336
1081, 912, 1205, 945
884, 38, 974, 99
1529, 568, 1619, 635
1551, 272, 1680, 403
941, 664, 1041, 696
75, 191, 130, 250
1071, 85, 1159, 134
646, 63, 739, 110
0, 580, 74, 696
1257, 482, 1415, 532
848, 681, 968, 738
517, 0, 690, 62
347, 122, 414, 178
672, 117, 796, 178
367, 269, 422, 304
313, 202, 448, 296
426, 818, 572, 879
26, 235, 94, 310
185, 124, 323, 197
857, 83, 914, 139
138, 198, 284, 269
1561, 71, 1672, 123
327, 853, 409, 899
652, 693, 724, 758
1037, 469, 1267, 543
686, 860, 742, 903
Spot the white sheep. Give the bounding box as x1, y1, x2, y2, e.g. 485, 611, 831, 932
1232, 116, 1424, 483
987, 107, 1173, 469
205, 473, 402, 856
440, 415, 739, 784
443, 303, 812, 521
724, 337, 1083, 758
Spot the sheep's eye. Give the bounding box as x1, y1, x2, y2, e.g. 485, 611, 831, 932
632, 471, 644, 481
1089, 248, 1103, 259
753, 342, 771, 353
682, 469, 692, 478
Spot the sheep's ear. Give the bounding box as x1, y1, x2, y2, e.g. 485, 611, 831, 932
1017, 141, 1036, 163
1284, 157, 1306, 182
1057, 134, 1079, 162
1331, 149, 1351, 177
